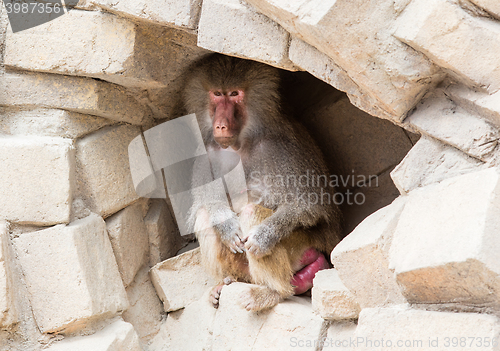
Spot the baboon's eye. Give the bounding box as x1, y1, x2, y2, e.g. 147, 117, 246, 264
230, 91, 239, 97
213, 91, 222, 96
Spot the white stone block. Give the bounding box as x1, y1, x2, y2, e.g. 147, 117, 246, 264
148, 290, 216, 351
0, 222, 17, 328
0, 107, 114, 139
14, 214, 129, 333
105, 200, 149, 286
213, 282, 325, 351
470, 0, 500, 18
45, 319, 141, 351
198, 0, 298, 70
150, 248, 215, 312
356, 306, 500, 350
312, 269, 360, 321
331, 198, 407, 308
246, 0, 443, 120
448, 84, 500, 129
289, 37, 388, 119
0, 135, 74, 225
145, 199, 184, 267
406, 90, 499, 162
394, 0, 500, 93
5, 10, 189, 89
391, 136, 484, 194
76, 125, 140, 218
90, 0, 202, 29
389, 168, 500, 305
325, 321, 357, 349
122, 266, 163, 343
0, 71, 150, 125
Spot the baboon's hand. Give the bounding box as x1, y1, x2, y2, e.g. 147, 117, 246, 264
216, 218, 245, 254
244, 223, 277, 258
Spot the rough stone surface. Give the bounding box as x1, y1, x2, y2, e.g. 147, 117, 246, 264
389, 168, 500, 306
0, 107, 114, 138
213, 282, 326, 351
395, 0, 500, 93
0, 71, 150, 125
14, 214, 129, 333
122, 266, 163, 344
246, 0, 443, 120
148, 290, 216, 351
325, 321, 357, 349
5, 10, 191, 89
356, 306, 500, 350
391, 136, 484, 194
198, 0, 298, 70
331, 197, 407, 308
0, 135, 74, 225
45, 319, 141, 351
289, 37, 387, 118
406, 90, 500, 162
145, 199, 184, 267
448, 83, 500, 129
312, 269, 360, 321
105, 200, 149, 286
76, 125, 141, 218
0, 222, 17, 328
470, 0, 500, 18
150, 248, 215, 312
88, 0, 202, 29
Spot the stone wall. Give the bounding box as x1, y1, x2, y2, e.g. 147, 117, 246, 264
1, 0, 500, 350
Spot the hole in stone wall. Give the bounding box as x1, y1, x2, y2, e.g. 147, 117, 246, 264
279, 70, 419, 235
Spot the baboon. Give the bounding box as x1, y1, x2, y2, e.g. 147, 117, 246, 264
184, 54, 341, 311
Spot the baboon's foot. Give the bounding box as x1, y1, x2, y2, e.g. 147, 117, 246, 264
209, 276, 235, 308
239, 285, 280, 312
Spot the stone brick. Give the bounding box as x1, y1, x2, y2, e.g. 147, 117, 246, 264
148, 290, 216, 351
245, 0, 443, 120
356, 306, 500, 350
391, 136, 484, 194
14, 214, 129, 333
76, 125, 140, 218
312, 269, 360, 321
0, 71, 150, 125
0, 222, 17, 328
212, 282, 325, 351
198, 0, 298, 70
470, 0, 500, 18
88, 0, 202, 29
448, 84, 500, 129
394, 0, 500, 93
406, 90, 500, 162
331, 198, 407, 308
122, 266, 163, 343
145, 199, 184, 267
45, 319, 141, 351
389, 168, 500, 306
325, 321, 357, 349
4, 10, 195, 89
150, 248, 215, 312
0, 107, 114, 139
0, 135, 74, 225
289, 38, 388, 119
105, 200, 149, 286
